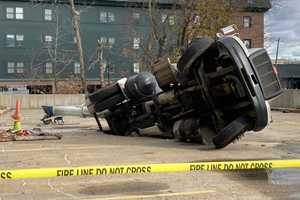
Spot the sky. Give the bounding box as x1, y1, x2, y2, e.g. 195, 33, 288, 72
265, 0, 300, 60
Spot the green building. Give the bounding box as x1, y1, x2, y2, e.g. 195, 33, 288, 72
0, 0, 271, 93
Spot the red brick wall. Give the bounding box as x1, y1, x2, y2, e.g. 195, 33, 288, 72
233, 12, 265, 48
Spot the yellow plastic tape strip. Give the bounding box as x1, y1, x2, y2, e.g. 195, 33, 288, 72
1, 159, 300, 180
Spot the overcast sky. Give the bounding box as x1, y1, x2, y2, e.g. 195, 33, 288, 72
265, 0, 299, 60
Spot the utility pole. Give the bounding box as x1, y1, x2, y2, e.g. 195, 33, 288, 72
69, 0, 87, 94
275, 38, 280, 67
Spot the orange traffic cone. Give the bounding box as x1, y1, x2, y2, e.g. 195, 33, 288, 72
11, 99, 22, 131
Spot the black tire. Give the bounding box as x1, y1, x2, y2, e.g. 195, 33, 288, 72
104, 114, 128, 136
213, 116, 251, 149
177, 37, 214, 74
88, 84, 121, 103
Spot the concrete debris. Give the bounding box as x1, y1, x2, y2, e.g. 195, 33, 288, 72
0, 128, 62, 142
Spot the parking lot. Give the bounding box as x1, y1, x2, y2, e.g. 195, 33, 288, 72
0, 109, 300, 200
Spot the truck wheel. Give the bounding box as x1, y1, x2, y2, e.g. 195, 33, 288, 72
104, 114, 128, 136
177, 37, 214, 74
213, 116, 251, 149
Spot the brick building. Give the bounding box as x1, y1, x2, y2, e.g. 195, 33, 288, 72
0, 0, 271, 94
233, 0, 271, 48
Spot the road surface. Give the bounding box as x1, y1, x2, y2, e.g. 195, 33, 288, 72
0, 109, 299, 200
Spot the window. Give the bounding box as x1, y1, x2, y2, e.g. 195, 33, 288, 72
16, 62, 24, 74
7, 62, 14, 73
161, 14, 167, 23
44, 35, 53, 47
6, 7, 14, 19
107, 12, 115, 22
169, 15, 175, 25
45, 35, 53, 42
100, 12, 107, 23
6, 7, 23, 20
6, 34, 15, 47
74, 62, 80, 74
16, 34, 24, 47
100, 37, 107, 44
243, 16, 252, 28
44, 9, 52, 21
16, 7, 24, 20
45, 62, 53, 74
99, 37, 115, 48
161, 14, 175, 25
133, 63, 140, 73
108, 37, 115, 48
193, 15, 201, 25
133, 37, 140, 49
243, 39, 252, 48
100, 11, 115, 23
133, 12, 140, 20
6, 34, 24, 47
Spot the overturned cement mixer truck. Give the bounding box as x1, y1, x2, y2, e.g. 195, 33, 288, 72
86, 33, 282, 149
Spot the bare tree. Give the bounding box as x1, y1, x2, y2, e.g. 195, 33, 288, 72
122, 0, 232, 71
69, 0, 87, 94
28, 1, 80, 93
175, 0, 233, 55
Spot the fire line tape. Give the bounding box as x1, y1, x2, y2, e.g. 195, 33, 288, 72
1, 159, 300, 180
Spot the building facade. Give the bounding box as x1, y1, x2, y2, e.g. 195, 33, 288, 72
0, 0, 271, 93
234, 0, 271, 48
277, 64, 300, 89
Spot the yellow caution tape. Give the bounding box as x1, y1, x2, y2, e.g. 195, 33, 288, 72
1, 159, 300, 180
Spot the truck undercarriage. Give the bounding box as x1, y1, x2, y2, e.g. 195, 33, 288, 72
86, 35, 282, 149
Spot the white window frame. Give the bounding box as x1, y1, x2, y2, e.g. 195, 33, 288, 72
74, 62, 81, 74
100, 37, 107, 45
7, 62, 15, 74
44, 35, 53, 47
243, 16, 252, 28
6, 34, 15, 47
16, 62, 24, 74
100, 11, 115, 23
6, 7, 23, 20
133, 12, 140, 20
161, 14, 167, 23
45, 35, 53, 43
15, 7, 24, 20
100, 12, 107, 23
107, 12, 115, 22
16, 34, 24, 47
133, 37, 140, 49
169, 15, 175, 26
133, 63, 140, 73
6, 34, 24, 47
108, 37, 115, 48
6, 7, 14, 19
44, 9, 52, 21
45, 62, 53, 74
